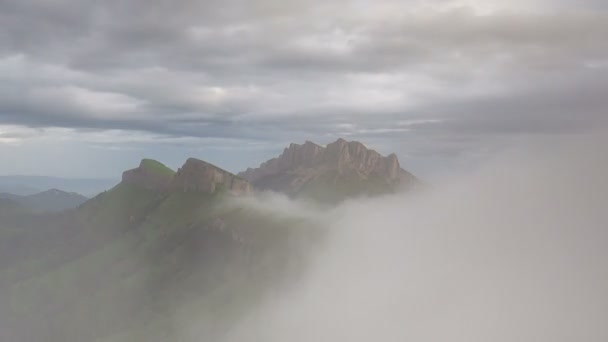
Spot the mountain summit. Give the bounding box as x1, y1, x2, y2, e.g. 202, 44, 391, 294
120, 139, 416, 201
239, 138, 418, 200
122, 158, 252, 195
172, 158, 252, 195
122, 159, 175, 191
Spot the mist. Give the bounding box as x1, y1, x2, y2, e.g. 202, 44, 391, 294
219, 130, 608, 342
1, 129, 606, 342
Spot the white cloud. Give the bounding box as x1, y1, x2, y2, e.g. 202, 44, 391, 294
29, 86, 145, 118
0, 0, 606, 176
221, 129, 608, 342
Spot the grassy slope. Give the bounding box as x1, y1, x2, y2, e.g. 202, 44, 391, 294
140, 159, 175, 177
1, 183, 166, 340
1, 181, 320, 342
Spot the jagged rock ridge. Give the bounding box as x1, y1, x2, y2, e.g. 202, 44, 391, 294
123, 158, 252, 195
172, 158, 252, 195
238, 138, 418, 198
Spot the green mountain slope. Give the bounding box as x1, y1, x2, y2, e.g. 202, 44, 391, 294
0, 159, 321, 342
140, 158, 176, 177
0, 147, 419, 341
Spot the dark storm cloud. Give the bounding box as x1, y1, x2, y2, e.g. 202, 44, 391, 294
0, 0, 607, 169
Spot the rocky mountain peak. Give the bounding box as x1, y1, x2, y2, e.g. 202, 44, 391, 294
171, 158, 252, 195
325, 139, 383, 170
238, 138, 418, 198
122, 159, 175, 191
122, 158, 252, 195
281, 140, 325, 168
240, 138, 409, 182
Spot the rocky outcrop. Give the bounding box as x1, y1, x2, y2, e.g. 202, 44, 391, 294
121, 158, 252, 196
238, 138, 418, 198
240, 141, 326, 182
122, 159, 174, 191
171, 158, 252, 195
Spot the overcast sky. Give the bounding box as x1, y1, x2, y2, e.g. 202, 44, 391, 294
1, 0, 606, 178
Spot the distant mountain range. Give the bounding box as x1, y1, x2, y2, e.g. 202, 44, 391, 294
121, 138, 418, 202
0, 189, 88, 213
0, 139, 418, 202
0, 175, 118, 197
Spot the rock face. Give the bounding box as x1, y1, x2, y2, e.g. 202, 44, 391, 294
238, 138, 418, 199
121, 158, 252, 196
172, 158, 252, 195
122, 159, 174, 191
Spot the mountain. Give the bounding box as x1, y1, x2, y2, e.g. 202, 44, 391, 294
0, 189, 88, 213
171, 158, 252, 195
239, 138, 418, 201
0, 157, 306, 342
122, 158, 252, 195
121, 158, 176, 191
0, 176, 117, 197
0, 144, 415, 341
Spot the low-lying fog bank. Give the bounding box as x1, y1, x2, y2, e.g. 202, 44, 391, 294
219, 130, 608, 342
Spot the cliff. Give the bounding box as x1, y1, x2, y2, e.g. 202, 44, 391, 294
171, 158, 252, 195
121, 159, 175, 191
238, 138, 418, 198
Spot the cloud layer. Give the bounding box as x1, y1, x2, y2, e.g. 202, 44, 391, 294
1, 0, 607, 177
221, 129, 608, 342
